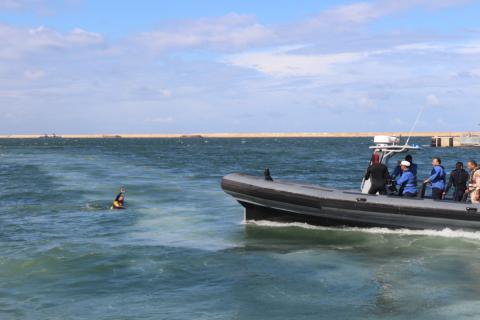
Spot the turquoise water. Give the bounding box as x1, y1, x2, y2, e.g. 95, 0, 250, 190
1, 138, 480, 319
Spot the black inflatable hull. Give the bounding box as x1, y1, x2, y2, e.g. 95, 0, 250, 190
221, 173, 480, 230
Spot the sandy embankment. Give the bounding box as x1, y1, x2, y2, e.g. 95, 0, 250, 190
0, 132, 477, 139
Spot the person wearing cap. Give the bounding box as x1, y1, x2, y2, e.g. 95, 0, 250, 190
391, 155, 417, 180
424, 157, 446, 200
396, 160, 417, 197
364, 153, 390, 195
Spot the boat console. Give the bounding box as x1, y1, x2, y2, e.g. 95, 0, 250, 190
361, 136, 420, 194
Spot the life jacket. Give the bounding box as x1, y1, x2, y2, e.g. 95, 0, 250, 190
113, 200, 124, 209
113, 192, 125, 209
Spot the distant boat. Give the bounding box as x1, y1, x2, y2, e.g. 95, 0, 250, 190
222, 136, 480, 231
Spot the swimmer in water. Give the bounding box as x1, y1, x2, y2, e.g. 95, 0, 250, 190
112, 186, 126, 209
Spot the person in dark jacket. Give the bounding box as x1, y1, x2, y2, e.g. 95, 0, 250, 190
365, 153, 390, 195
424, 157, 446, 200
391, 160, 402, 180
443, 162, 469, 201
396, 160, 417, 197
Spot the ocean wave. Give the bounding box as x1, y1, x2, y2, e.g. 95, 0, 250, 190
245, 220, 480, 240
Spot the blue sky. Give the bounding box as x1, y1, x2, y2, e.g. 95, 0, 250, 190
1, 0, 479, 134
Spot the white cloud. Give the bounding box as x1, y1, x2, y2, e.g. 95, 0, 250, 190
427, 94, 440, 106
288, 0, 471, 37
227, 49, 366, 76
130, 0, 450, 56
393, 43, 445, 52
454, 42, 480, 54
226, 38, 480, 77
0, 25, 104, 59
122, 1, 475, 58
134, 13, 273, 53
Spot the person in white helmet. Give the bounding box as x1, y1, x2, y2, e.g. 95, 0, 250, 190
396, 160, 417, 197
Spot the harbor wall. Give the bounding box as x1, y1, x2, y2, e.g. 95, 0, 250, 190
432, 135, 480, 147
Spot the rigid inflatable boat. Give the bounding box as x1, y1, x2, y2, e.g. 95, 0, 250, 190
221, 136, 480, 230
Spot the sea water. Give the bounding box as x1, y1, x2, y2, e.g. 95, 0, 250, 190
1, 137, 480, 320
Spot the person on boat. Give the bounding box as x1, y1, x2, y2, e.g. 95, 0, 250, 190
112, 187, 126, 209
391, 160, 402, 179
396, 161, 417, 197
405, 155, 418, 178
264, 168, 273, 181
443, 162, 469, 201
424, 157, 446, 200
466, 160, 480, 204
391, 155, 417, 180
364, 153, 390, 195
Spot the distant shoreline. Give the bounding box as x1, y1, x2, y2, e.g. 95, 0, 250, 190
0, 132, 478, 139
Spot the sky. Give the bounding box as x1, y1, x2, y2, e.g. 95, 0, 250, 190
0, 0, 479, 134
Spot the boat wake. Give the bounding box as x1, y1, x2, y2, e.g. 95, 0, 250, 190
84, 201, 112, 211
246, 220, 480, 241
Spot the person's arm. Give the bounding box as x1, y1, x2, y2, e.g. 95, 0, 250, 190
384, 167, 391, 181
397, 174, 408, 187
468, 173, 475, 192
425, 167, 440, 183
364, 166, 371, 180
445, 173, 454, 194
463, 172, 470, 188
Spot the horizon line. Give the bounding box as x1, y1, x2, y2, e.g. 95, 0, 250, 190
1, 131, 479, 139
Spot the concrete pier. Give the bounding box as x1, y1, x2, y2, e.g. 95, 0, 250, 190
431, 134, 480, 147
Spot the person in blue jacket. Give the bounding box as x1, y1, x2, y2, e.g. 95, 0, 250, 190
423, 157, 446, 200
392, 155, 418, 180
396, 161, 418, 197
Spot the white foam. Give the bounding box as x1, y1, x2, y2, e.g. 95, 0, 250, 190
245, 220, 480, 241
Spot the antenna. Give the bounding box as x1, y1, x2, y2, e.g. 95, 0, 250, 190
405, 104, 427, 146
